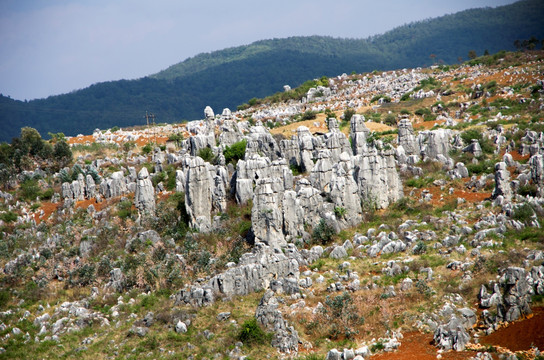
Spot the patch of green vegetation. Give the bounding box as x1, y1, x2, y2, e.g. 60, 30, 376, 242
405, 177, 434, 188
198, 147, 215, 163
224, 139, 247, 165
237, 318, 273, 346
312, 219, 336, 245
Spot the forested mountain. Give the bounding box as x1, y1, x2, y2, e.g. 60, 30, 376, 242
1, 0, 543, 142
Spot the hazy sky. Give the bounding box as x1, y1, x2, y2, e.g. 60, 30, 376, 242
0, 0, 518, 101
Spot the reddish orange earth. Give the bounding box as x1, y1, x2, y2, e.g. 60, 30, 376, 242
479, 307, 544, 352
369, 332, 474, 360
370, 308, 544, 359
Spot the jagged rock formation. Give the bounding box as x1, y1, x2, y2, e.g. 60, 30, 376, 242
175, 243, 321, 306
184, 156, 213, 232
134, 167, 155, 216
255, 290, 299, 353
479, 266, 544, 331
353, 148, 403, 209
492, 162, 512, 202
350, 115, 370, 155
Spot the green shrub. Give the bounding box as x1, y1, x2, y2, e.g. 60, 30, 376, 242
238, 318, 272, 346
517, 184, 538, 197
118, 200, 134, 219
224, 139, 247, 165
512, 203, 535, 224
0, 211, 18, 223
198, 147, 215, 163
312, 219, 335, 245
321, 292, 363, 340
343, 108, 356, 123
383, 114, 397, 126
40, 188, 54, 201
334, 206, 346, 219
301, 110, 317, 120
19, 179, 40, 201
141, 143, 153, 155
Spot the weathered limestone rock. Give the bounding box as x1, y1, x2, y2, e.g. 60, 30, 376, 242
218, 120, 243, 147
433, 316, 470, 351
204, 106, 215, 120
184, 156, 213, 232
329, 152, 362, 226
297, 126, 317, 172
245, 124, 280, 160
492, 162, 512, 201
255, 290, 299, 353
350, 115, 370, 155
279, 137, 301, 168
323, 124, 352, 163
529, 154, 544, 197
176, 243, 308, 306
134, 167, 155, 216
418, 129, 453, 161
85, 174, 96, 199
100, 171, 127, 198
463, 139, 483, 158
175, 169, 185, 193
397, 118, 419, 156
251, 177, 286, 248
221, 108, 232, 120
498, 267, 532, 322
353, 149, 403, 209
296, 179, 324, 229
282, 190, 305, 241
309, 151, 333, 192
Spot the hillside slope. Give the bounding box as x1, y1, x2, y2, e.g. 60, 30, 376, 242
1, 0, 543, 142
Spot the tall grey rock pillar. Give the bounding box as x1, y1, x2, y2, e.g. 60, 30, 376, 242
134, 167, 155, 216
185, 156, 213, 232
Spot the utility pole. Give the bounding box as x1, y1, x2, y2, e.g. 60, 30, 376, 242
144, 111, 155, 127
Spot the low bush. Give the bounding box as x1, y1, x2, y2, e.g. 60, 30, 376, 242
224, 139, 247, 165
312, 219, 335, 245
237, 318, 272, 346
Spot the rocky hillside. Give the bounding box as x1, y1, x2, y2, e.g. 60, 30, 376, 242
0, 50, 544, 360
2, 0, 544, 142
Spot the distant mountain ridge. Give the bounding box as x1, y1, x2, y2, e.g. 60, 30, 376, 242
1, 0, 543, 142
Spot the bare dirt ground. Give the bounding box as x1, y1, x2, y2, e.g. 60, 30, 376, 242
370, 308, 544, 359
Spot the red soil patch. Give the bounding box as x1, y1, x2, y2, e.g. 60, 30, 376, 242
33, 201, 60, 224
74, 198, 108, 212
479, 307, 544, 352
68, 135, 94, 145
451, 190, 491, 203
369, 332, 474, 360
501, 150, 530, 162
413, 119, 446, 130
370, 308, 544, 359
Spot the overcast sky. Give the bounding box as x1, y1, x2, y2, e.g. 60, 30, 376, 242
0, 0, 518, 101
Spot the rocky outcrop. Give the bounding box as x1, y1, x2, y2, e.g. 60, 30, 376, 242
218, 120, 243, 147
433, 315, 471, 351
134, 167, 155, 216
329, 152, 362, 226
251, 177, 286, 248
397, 118, 419, 158
184, 156, 213, 232
418, 129, 453, 161
350, 115, 370, 155
255, 290, 299, 353
245, 124, 280, 160
529, 154, 544, 197
479, 266, 544, 332
99, 171, 128, 198
353, 149, 403, 209
175, 243, 315, 306
492, 162, 512, 202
